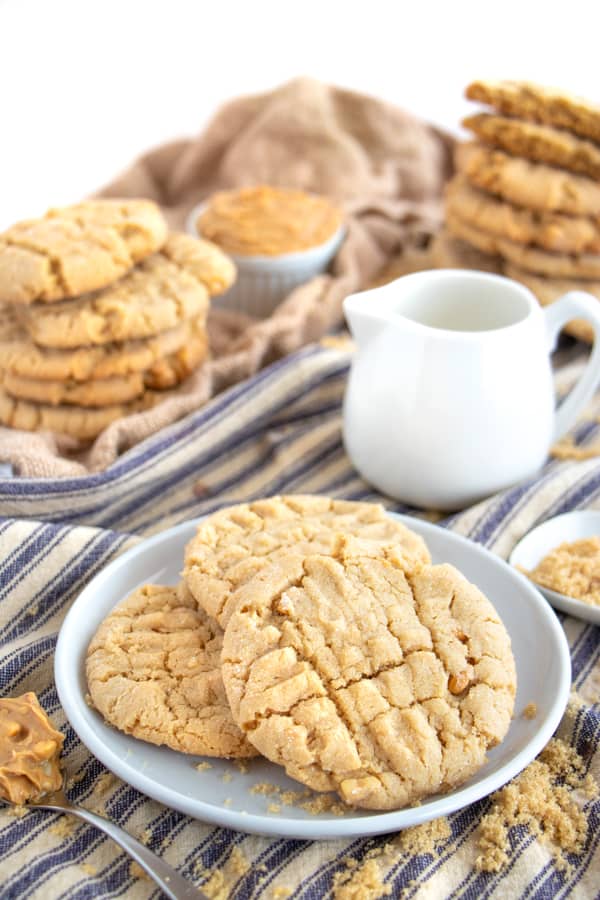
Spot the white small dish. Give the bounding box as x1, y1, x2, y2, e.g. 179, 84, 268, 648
55, 514, 571, 840
510, 510, 600, 626
187, 200, 345, 318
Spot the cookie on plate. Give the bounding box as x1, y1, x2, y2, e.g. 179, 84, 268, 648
462, 113, 600, 181
446, 176, 600, 255
0, 199, 168, 305
184, 495, 431, 629
455, 142, 600, 217
19, 234, 212, 349
222, 543, 516, 810
465, 80, 600, 143
86, 583, 256, 758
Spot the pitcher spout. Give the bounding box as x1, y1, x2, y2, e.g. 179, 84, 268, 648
343, 289, 390, 347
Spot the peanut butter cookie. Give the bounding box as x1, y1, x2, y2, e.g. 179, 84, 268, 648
2, 327, 208, 405
503, 263, 600, 342
184, 495, 430, 629
161, 233, 236, 296
0, 386, 166, 441
222, 544, 516, 810
462, 113, 600, 181
446, 210, 600, 279
465, 80, 600, 143
446, 176, 600, 255
0, 200, 168, 305
455, 142, 600, 216
430, 228, 501, 273
0, 319, 192, 382
86, 583, 256, 758
20, 234, 211, 349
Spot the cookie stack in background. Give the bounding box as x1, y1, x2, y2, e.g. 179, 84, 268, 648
0, 200, 236, 442
433, 80, 600, 342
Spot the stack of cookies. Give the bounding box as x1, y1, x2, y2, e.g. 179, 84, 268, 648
0, 199, 236, 441
86, 495, 517, 812
434, 80, 600, 341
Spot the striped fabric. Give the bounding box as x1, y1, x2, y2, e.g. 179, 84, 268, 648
0, 343, 598, 899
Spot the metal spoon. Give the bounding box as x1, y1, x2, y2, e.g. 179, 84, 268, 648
2, 782, 207, 899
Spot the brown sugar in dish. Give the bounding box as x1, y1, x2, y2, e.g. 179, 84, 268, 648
523, 536, 600, 606
197, 185, 342, 257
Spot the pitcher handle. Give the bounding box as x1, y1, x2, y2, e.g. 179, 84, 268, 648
544, 291, 600, 441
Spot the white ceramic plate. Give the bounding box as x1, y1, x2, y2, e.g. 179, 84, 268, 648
510, 510, 600, 626
55, 514, 571, 840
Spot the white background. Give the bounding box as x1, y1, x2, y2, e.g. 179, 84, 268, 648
1, 0, 599, 229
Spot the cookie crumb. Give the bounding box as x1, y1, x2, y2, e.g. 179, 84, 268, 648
223, 797, 232, 807
523, 702, 538, 719
272, 888, 293, 899
85, 771, 119, 814
222, 771, 233, 783
551, 436, 600, 460
1, 804, 27, 819
250, 782, 347, 815
130, 861, 150, 881
196, 761, 213, 772
80, 863, 97, 876
234, 759, 250, 774
267, 803, 281, 814
50, 818, 76, 839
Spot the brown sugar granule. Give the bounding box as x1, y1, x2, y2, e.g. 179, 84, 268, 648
272, 888, 293, 899
523, 703, 538, 719
233, 759, 250, 774
333, 821, 451, 900
196, 761, 213, 772
475, 737, 597, 873
80, 863, 97, 876
195, 846, 250, 900
396, 817, 451, 854
333, 859, 392, 900
523, 536, 600, 606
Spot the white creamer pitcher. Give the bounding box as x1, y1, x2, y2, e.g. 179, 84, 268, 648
343, 269, 600, 510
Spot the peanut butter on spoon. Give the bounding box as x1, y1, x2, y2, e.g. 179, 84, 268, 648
0, 692, 64, 805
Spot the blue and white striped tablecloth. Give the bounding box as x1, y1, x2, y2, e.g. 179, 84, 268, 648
0, 343, 598, 899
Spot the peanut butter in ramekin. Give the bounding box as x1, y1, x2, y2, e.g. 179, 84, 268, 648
197, 185, 342, 257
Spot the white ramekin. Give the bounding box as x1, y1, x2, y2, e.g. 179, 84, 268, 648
186, 201, 346, 318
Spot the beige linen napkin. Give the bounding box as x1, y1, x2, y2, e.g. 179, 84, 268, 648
0, 77, 453, 477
